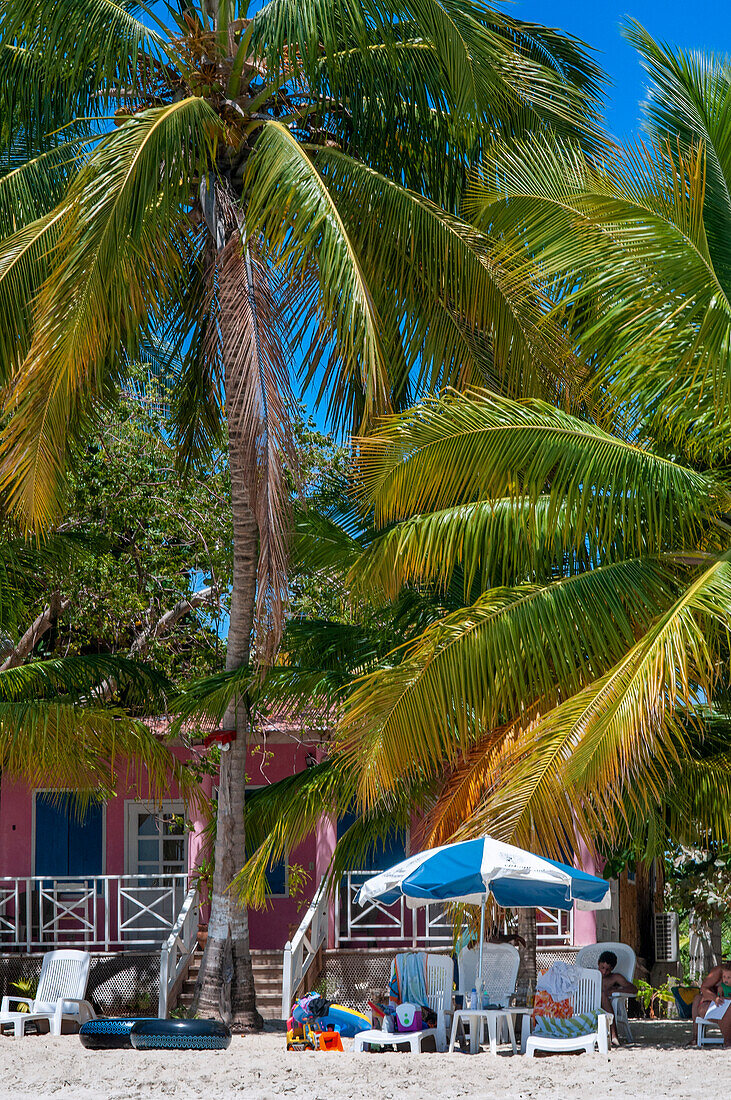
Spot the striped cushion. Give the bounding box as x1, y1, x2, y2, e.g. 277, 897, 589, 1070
534, 1011, 600, 1039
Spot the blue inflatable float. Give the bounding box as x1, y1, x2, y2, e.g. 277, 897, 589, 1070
130, 1019, 232, 1050
290, 994, 370, 1038
79, 1018, 156, 1050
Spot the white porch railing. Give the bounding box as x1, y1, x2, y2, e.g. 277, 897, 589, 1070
536, 905, 573, 947
281, 879, 329, 1018
0, 874, 190, 951
158, 883, 200, 1018
336, 871, 453, 948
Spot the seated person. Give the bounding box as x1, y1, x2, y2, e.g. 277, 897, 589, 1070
692, 961, 731, 1046
597, 950, 636, 1045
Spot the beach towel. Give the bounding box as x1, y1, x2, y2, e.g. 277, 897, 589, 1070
389, 953, 429, 1008
532, 990, 573, 1020
533, 1010, 600, 1039
537, 961, 581, 999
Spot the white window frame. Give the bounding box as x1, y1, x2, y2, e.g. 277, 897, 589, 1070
124, 800, 187, 877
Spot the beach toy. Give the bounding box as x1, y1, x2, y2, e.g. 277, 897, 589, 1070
317, 1029, 344, 1051
395, 1003, 422, 1033
315, 1004, 371, 1037
129, 1019, 231, 1050
287, 1023, 317, 1050
290, 994, 370, 1038
79, 1017, 156, 1050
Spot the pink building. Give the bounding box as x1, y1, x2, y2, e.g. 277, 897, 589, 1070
0, 712, 608, 1018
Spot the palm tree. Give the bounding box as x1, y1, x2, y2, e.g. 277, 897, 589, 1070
211, 387, 731, 905
338, 387, 731, 860
0, 0, 604, 1025
463, 23, 731, 464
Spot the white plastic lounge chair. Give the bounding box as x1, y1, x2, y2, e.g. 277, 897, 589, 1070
0, 949, 95, 1037
576, 941, 636, 1042
353, 953, 452, 1053
524, 967, 611, 1057
456, 943, 520, 1047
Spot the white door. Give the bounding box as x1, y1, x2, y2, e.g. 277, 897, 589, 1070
124, 803, 187, 943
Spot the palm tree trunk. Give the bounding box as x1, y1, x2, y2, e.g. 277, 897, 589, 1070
193, 392, 263, 1031
517, 908, 537, 992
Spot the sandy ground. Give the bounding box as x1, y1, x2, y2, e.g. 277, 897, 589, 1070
0, 1020, 726, 1100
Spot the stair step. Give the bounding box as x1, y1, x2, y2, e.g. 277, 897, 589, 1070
169, 947, 285, 1018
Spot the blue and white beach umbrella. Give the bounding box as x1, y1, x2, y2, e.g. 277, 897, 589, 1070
356, 836, 610, 984
356, 835, 610, 913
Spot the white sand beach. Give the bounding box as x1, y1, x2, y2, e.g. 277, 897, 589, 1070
0, 1022, 726, 1100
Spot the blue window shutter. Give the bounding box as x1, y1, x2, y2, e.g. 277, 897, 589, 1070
35, 793, 104, 878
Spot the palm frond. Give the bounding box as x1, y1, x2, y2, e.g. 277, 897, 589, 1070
338, 556, 678, 803
354, 390, 722, 548
0, 142, 83, 237
350, 494, 645, 601
0, 0, 173, 142
0, 208, 67, 382
244, 121, 390, 431
466, 554, 731, 855
626, 20, 731, 289
0, 97, 221, 531
0, 699, 201, 805
300, 150, 578, 408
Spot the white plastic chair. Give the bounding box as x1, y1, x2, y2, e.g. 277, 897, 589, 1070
576, 941, 636, 1042
697, 1018, 724, 1047
457, 943, 520, 1047
0, 949, 95, 1037
524, 967, 611, 1057
353, 953, 452, 1053
458, 943, 520, 1006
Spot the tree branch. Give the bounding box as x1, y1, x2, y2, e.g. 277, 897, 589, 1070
129, 586, 221, 657
0, 594, 71, 671
95, 585, 221, 701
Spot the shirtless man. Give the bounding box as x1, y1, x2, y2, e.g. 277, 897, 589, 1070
597, 950, 637, 1045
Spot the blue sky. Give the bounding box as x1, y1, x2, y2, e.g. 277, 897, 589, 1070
514, 0, 731, 139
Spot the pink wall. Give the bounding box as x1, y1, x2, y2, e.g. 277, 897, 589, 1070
572, 836, 599, 946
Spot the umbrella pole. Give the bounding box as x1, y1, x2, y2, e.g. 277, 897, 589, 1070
477, 898, 486, 989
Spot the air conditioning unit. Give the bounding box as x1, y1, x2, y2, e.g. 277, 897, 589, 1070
655, 912, 679, 963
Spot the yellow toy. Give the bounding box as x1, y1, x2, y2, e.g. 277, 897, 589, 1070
286, 1023, 317, 1051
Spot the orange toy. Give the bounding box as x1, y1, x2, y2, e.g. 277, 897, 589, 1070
317, 1030, 344, 1052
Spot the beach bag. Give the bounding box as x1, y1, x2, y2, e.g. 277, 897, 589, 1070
395, 1003, 422, 1032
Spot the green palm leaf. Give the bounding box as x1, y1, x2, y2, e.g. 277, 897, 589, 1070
354, 390, 722, 546
244, 121, 390, 429
0, 97, 221, 530
339, 556, 678, 803
467, 554, 731, 854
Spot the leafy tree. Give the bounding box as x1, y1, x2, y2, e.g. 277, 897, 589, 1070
0, 531, 202, 816
60, 371, 231, 681
338, 388, 731, 859
0, 0, 604, 1027
214, 388, 731, 901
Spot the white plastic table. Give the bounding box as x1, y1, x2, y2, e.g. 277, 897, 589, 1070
448, 1006, 534, 1055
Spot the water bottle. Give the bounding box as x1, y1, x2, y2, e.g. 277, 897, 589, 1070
470, 987, 477, 1010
